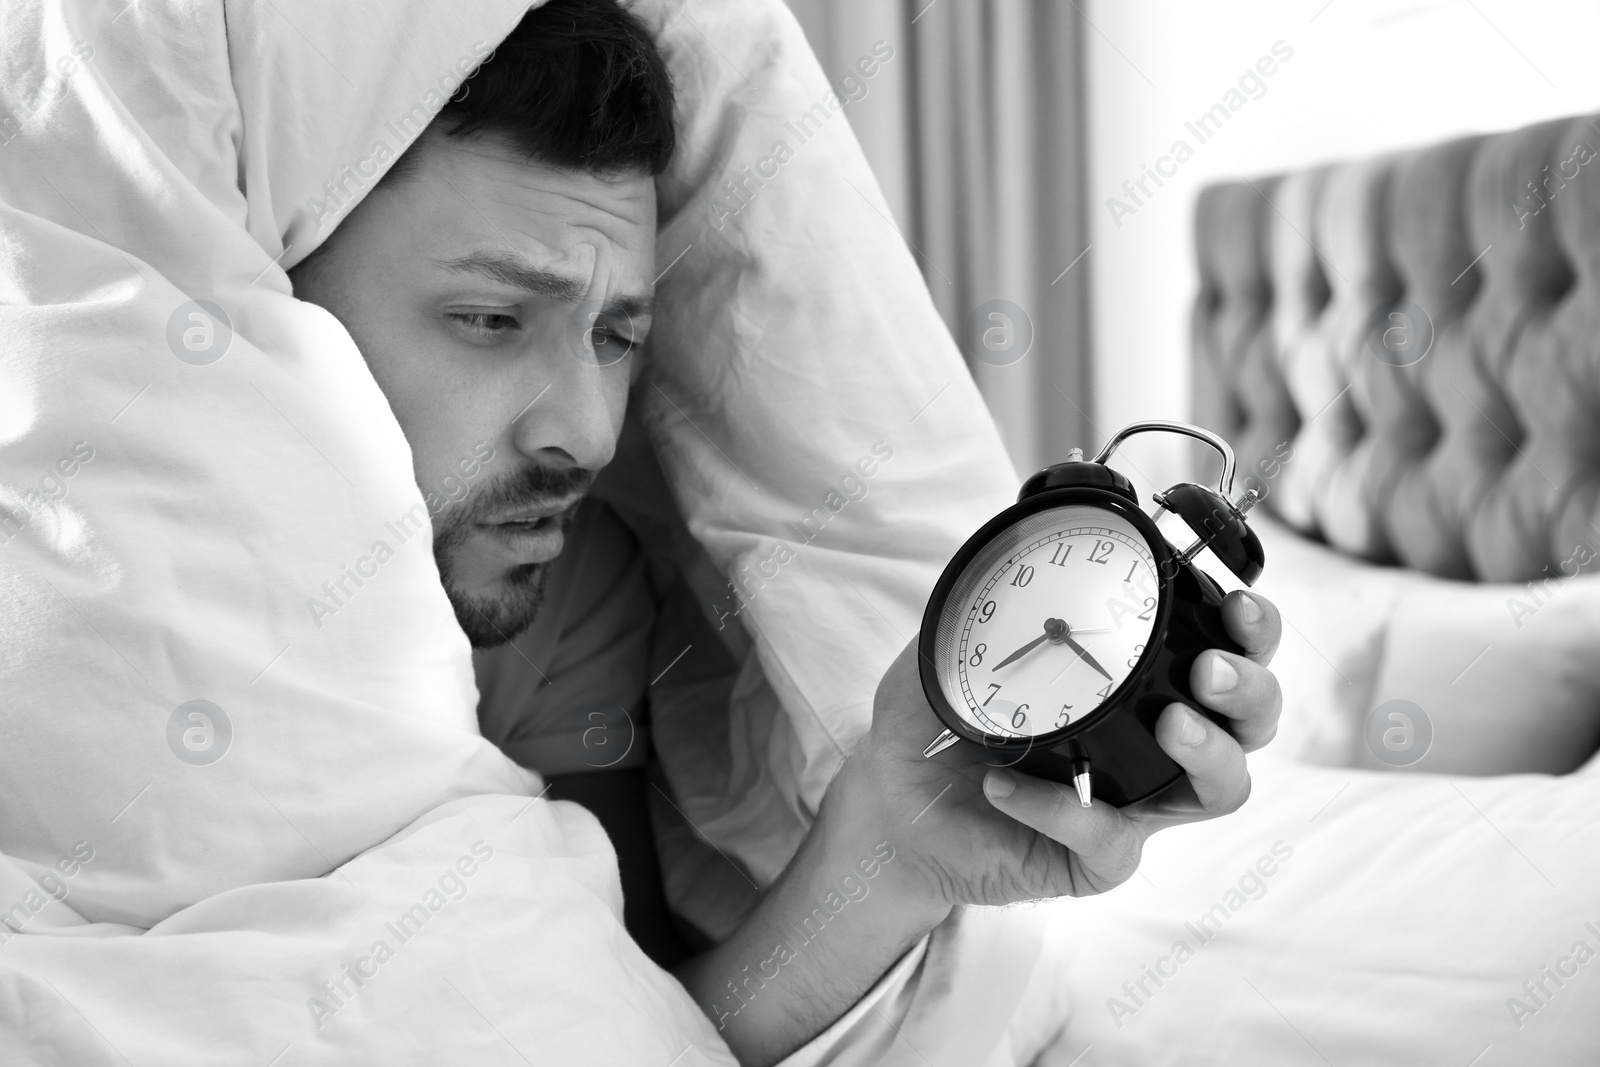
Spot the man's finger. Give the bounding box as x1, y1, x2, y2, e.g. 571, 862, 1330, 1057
1222, 590, 1280, 666
982, 768, 1144, 887
1153, 702, 1251, 815
1188, 649, 1280, 753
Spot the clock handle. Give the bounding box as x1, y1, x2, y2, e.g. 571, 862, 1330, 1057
1090, 420, 1238, 498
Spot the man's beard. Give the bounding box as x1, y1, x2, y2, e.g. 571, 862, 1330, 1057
432, 464, 591, 648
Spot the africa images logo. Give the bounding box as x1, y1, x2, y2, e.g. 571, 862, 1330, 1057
706, 842, 896, 1032
710, 441, 895, 630
1364, 699, 1431, 768
709, 41, 895, 231
303, 41, 495, 230
1106, 40, 1294, 229
307, 841, 496, 1029
1106, 840, 1294, 1029
167, 700, 233, 766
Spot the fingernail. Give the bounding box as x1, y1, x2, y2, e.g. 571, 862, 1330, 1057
984, 769, 1016, 799
1178, 708, 1207, 746
1209, 655, 1238, 693
1239, 593, 1263, 623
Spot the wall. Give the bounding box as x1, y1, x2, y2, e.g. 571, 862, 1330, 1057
1085, 0, 1600, 494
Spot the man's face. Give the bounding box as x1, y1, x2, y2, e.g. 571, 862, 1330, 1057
290, 130, 656, 646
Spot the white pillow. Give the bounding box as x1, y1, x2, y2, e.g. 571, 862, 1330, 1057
1244, 517, 1421, 764
1241, 518, 1600, 776
613, 0, 1020, 878
1364, 569, 1600, 775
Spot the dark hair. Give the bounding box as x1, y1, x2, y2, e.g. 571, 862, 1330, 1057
291, 0, 674, 281
412, 0, 675, 178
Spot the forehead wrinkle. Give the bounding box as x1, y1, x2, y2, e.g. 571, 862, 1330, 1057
467, 160, 653, 236
421, 128, 654, 227
560, 184, 655, 232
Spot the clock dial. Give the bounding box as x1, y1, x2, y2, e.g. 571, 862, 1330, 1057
933, 504, 1160, 739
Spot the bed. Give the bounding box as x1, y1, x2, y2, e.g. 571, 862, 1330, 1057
1190, 111, 1600, 774
1026, 113, 1600, 1065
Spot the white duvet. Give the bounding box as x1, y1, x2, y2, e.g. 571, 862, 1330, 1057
0, 0, 1028, 1061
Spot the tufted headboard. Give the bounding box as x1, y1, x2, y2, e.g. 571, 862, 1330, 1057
1191, 113, 1600, 582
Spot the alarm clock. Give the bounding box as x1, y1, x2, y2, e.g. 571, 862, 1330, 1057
919, 420, 1264, 808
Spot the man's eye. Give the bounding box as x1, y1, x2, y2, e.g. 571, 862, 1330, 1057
448, 311, 520, 337
590, 327, 632, 348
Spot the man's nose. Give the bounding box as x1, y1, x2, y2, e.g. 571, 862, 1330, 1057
508, 347, 621, 473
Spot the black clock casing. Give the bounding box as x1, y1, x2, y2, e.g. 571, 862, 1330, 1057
917, 423, 1263, 807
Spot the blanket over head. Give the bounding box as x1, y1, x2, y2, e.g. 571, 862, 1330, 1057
0, 0, 1021, 1061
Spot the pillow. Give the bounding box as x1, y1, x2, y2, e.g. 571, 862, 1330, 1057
1034, 757, 1600, 1065
1363, 567, 1600, 775
1242, 517, 1422, 765
640, 0, 1019, 824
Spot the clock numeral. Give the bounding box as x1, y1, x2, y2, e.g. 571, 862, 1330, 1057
1048, 542, 1071, 566
1124, 560, 1140, 583
1088, 539, 1114, 565
982, 683, 1003, 706
969, 643, 987, 667
1137, 597, 1156, 621
1056, 703, 1073, 727
978, 600, 996, 624
1096, 683, 1112, 700
1009, 565, 1034, 588
1127, 642, 1145, 669
1011, 703, 1029, 730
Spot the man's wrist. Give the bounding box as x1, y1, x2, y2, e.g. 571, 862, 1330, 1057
675, 754, 952, 1065
715, 784, 945, 1060
819, 742, 953, 927
810, 748, 953, 933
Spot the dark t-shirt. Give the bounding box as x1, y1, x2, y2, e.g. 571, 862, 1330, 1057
473, 498, 654, 776
472, 495, 744, 964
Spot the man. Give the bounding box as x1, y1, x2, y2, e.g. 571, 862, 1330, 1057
288, 1, 1283, 1063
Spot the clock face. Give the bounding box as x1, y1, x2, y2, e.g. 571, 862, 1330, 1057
931, 503, 1162, 740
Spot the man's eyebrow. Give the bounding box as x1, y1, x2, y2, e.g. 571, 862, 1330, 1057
603, 292, 654, 321
438, 250, 653, 320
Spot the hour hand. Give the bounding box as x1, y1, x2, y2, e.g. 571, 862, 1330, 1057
991, 633, 1049, 672
991, 618, 1067, 671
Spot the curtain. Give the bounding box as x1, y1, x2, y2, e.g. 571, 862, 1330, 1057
781, 0, 1093, 477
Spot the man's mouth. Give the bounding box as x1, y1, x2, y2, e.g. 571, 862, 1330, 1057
485, 496, 584, 526
473, 497, 583, 565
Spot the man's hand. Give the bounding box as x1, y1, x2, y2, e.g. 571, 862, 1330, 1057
835, 588, 1282, 906
677, 589, 1281, 1065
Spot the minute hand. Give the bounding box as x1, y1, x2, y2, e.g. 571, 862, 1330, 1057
1061, 633, 1114, 682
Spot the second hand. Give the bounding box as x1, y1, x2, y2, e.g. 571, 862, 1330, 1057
1047, 628, 1111, 685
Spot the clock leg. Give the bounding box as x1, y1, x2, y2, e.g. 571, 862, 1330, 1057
1070, 744, 1093, 808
